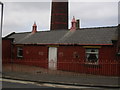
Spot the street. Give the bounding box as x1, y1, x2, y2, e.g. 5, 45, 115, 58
1, 78, 120, 90
2, 81, 53, 88
1, 78, 54, 88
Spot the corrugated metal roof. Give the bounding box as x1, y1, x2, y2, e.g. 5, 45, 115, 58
6, 26, 118, 45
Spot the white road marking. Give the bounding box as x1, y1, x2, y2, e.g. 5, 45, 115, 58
1, 78, 35, 85
42, 83, 91, 89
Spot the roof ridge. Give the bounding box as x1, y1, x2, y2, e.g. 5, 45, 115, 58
79, 26, 117, 30
4, 25, 117, 37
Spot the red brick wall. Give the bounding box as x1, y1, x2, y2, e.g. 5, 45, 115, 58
51, 1, 68, 30
12, 44, 119, 76
57, 46, 85, 72
2, 39, 13, 63
13, 45, 48, 68
57, 46, 119, 76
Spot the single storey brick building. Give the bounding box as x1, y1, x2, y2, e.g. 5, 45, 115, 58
2, 0, 120, 76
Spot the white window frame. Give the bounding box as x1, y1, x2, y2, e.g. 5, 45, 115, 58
17, 47, 23, 58
86, 48, 99, 64
118, 48, 120, 55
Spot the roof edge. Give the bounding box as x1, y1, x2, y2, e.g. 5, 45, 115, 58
3, 32, 15, 38
14, 43, 113, 46
79, 26, 117, 30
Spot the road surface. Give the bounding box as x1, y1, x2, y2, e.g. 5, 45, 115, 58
1, 78, 120, 90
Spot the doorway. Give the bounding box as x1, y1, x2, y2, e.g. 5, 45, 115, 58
48, 47, 57, 70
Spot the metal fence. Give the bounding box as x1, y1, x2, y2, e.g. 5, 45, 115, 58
2, 59, 120, 77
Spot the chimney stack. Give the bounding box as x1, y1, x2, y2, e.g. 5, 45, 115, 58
76, 19, 80, 29
70, 16, 77, 31
32, 22, 37, 33
50, 0, 68, 30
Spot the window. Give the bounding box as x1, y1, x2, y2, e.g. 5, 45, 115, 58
17, 47, 23, 58
73, 52, 80, 58
117, 50, 120, 56
86, 48, 99, 64
117, 47, 120, 56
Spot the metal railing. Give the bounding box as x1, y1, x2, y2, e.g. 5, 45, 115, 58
2, 59, 120, 77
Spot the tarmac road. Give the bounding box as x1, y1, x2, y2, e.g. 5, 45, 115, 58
2, 78, 53, 88
2, 81, 47, 88
1, 78, 120, 90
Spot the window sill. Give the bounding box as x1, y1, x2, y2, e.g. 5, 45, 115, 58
117, 53, 120, 56
84, 62, 100, 68
17, 56, 23, 59
85, 62, 98, 65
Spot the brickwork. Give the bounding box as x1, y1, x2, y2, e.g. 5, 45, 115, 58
50, 1, 68, 30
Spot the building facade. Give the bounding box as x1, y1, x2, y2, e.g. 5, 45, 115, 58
2, 0, 120, 76
2, 25, 120, 76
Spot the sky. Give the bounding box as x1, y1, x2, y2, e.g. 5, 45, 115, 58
0, 0, 119, 36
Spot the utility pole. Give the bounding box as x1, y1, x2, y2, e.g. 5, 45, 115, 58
0, 2, 3, 80
0, 2, 3, 35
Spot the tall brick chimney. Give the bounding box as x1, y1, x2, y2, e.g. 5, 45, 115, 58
50, 0, 68, 30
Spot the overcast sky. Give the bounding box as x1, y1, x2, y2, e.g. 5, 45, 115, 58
1, 1, 119, 36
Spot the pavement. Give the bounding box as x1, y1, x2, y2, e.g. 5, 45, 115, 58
2, 64, 120, 89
